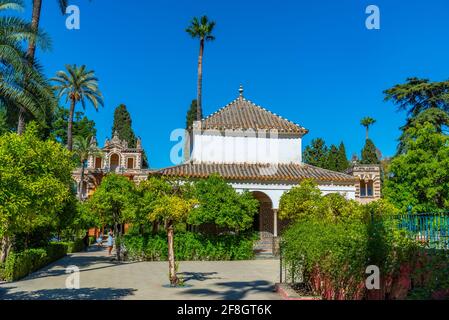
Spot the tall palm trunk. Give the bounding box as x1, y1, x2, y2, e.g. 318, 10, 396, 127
79, 160, 86, 201
67, 98, 76, 151
365, 127, 369, 140
17, 0, 42, 135
196, 38, 204, 121
167, 220, 177, 286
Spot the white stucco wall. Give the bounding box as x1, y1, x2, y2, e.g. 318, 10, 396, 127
230, 182, 356, 209
191, 131, 302, 164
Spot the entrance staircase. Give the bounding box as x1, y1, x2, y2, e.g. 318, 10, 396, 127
253, 232, 276, 259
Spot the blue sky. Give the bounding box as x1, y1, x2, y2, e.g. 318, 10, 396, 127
18, 0, 449, 168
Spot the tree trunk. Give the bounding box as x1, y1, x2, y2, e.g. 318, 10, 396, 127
167, 221, 178, 286
17, 106, 26, 135
17, 0, 42, 135
152, 221, 159, 235
28, 0, 42, 61
67, 99, 76, 151
114, 223, 121, 261
196, 38, 204, 121
79, 161, 86, 201
0, 236, 12, 264
366, 127, 369, 140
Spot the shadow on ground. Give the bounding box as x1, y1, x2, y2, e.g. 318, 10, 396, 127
0, 286, 137, 300
178, 272, 221, 283
179, 280, 275, 300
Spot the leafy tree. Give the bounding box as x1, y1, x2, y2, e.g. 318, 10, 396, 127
186, 16, 216, 120
52, 64, 104, 151
146, 181, 197, 286
360, 139, 380, 164
397, 108, 449, 154
384, 77, 449, 118
136, 177, 173, 234
0, 123, 75, 262
188, 175, 259, 232
50, 106, 96, 145
279, 179, 323, 222
0, 0, 55, 135
303, 138, 328, 168
384, 123, 449, 212
87, 174, 136, 260
360, 117, 376, 140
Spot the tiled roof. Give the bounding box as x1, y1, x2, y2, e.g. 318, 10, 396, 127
154, 162, 356, 183
201, 95, 308, 135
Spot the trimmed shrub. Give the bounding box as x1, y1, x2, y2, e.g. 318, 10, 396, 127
62, 239, 85, 254
123, 232, 257, 262
0, 243, 68, 282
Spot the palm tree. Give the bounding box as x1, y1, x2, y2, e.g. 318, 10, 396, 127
0, 0, 55, 132
73, 135, 102, 201
52, 64, 104, 151
186, 15, 216, 121
360, 117, 376, 140
16, 0, 68, 134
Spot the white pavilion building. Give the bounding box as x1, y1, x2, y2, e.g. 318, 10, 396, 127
156, 86, 359, 253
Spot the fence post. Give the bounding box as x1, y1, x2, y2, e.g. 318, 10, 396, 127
279, 241, 283, 284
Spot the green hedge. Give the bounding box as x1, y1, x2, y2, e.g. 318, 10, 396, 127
61, 239, 85, 254
123, 232, 257, 261
0, 243, 68, 282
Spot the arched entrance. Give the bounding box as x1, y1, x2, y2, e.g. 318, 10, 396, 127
110, 153, 120, 171
252, 191, 274, 237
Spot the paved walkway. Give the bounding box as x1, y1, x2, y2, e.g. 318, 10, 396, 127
0, 246, 281, 300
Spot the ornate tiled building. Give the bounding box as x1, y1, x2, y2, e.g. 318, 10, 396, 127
72, 131, 149, 200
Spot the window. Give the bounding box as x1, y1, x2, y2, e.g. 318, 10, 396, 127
127, 157, 134, 169
360, 180, 366, 197
110, 154, 120, 171
360, 179, 374, 197
95, 157, 102, 169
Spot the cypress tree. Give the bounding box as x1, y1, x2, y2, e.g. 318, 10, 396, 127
336, 142, 350, 172
112, 104, 137, 148
326, 144, 340, 171
111, 104, 148, 168
303, 138, 328, 168
186, 100, 198, 129
360, 139, 380, 164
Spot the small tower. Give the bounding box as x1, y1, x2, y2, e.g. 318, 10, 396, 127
346, 164, 382, 204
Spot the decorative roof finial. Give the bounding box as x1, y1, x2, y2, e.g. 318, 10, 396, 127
239, 84, 244, 97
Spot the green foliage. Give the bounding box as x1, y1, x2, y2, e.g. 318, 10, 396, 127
360, 139, 380, 164
0, 243, 67, 282
282, 210, 418, 299
49, 106, 96, 145
0, 125, 75, 243
112, 104, 137, 147
188, 175, 259, 231
303, 138, 328, 168
278, 179, 323, 222
87, 174, 137, 230
185, 99, 198, 129
384, 77, 449, 118
384, 123, 449, 212
0, 1, 56, 131
123, 231, 257, 262
0, 107, 8, 135
303, 139, 349, 172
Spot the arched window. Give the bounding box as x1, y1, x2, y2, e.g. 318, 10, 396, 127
110, 154, 120, 171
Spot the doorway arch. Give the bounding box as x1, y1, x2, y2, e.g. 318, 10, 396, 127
252, 191, 274, 238
110, 153, 120, 171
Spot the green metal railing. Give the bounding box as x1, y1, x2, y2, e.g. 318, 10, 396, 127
392, 212, 449, 250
